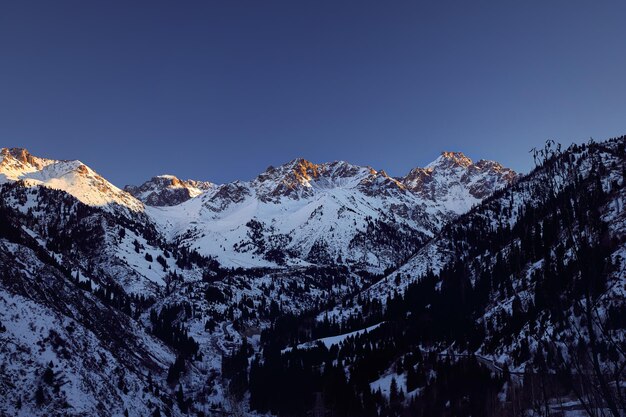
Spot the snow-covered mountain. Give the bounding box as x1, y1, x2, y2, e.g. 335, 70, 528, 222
0, 147, 143, 212
256, 136, 626, 417
6, 140, 620, 417
146, 154, 516, 271
0, 146, 516, 293
402, 151, 517, 216
125, 175, 214, 206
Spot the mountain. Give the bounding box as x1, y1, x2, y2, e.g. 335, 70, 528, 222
1, 138, 622, 417
256, 136, 626, 417
147, 155, 516, 271
125, 175, 214, 206
402, 151, 517, 216
0, 147, 143, 213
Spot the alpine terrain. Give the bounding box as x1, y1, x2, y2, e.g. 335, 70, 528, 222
0, 137, 624, 417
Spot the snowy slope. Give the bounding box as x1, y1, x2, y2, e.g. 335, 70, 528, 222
370, 140, 623, 303
0, 237, 182, 417
0, 147, 143, 212
283, 322, 384, 352
326, 137, 626, 361
147, 155, 516, 271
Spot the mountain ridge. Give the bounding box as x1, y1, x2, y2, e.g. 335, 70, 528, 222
0, 146, 517, 271
3, 139, 621, 417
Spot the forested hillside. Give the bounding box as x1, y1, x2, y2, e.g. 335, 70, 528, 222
246, 137, 626, 417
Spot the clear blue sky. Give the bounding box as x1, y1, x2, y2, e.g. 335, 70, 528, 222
1, 1, 625, 186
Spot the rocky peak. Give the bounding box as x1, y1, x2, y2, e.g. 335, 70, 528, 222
290, 158, 321, 185
402, 152, 517, 214
125, 175, 214, 206
2, 147, 30, 163
253, 158, 384, 201
0, 147, 50, 171
425, 151, 473, 170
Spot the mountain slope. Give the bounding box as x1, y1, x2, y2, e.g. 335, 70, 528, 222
147, 155, 516, 271
258, 136, 626, 417
0, 148, 143, 213
0, 208, 183, 417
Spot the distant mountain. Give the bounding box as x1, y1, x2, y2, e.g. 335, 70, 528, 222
148, 155, 516, 270
125, 175, 214, 206
402, 151, 517, 215
0, 147, 143, 212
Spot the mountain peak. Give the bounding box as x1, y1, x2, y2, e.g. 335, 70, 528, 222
426, 151, 473, 169
2, 147, 31, 161
0, 147, 51, 170
125, 175, 213, 206
0, 148, 143, 211
403, 151, 517, 214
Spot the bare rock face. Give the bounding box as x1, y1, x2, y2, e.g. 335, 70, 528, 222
1, 147, 41, 167
125, 175, 214, 206
0, 147, 48, 171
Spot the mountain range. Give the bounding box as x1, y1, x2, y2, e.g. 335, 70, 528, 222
0, 137, 623, 417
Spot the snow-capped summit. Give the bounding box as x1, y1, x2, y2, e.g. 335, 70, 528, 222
0, 146, 517, 271
0, 147, 55, 179
0, 147, 143, 211
125, 175, 214, 206
252, 158, 390, 202
146, 153, 517, 270
424, 151, 474, 170
402, 151, 517, 214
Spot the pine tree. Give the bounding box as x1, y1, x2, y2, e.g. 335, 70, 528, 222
176, 384, 188, 413
43, 362, 54, 385
389, 377, 399, 405
35, 385, 45, 406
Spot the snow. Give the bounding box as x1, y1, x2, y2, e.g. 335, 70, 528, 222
144, 154, 514, 270
0, 149, 143, 212
0, 239, 179, 417
370, 372, 408, 398
283, 323, 384, 352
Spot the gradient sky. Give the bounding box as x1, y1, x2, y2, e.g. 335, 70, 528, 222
1, 1, 625, 187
